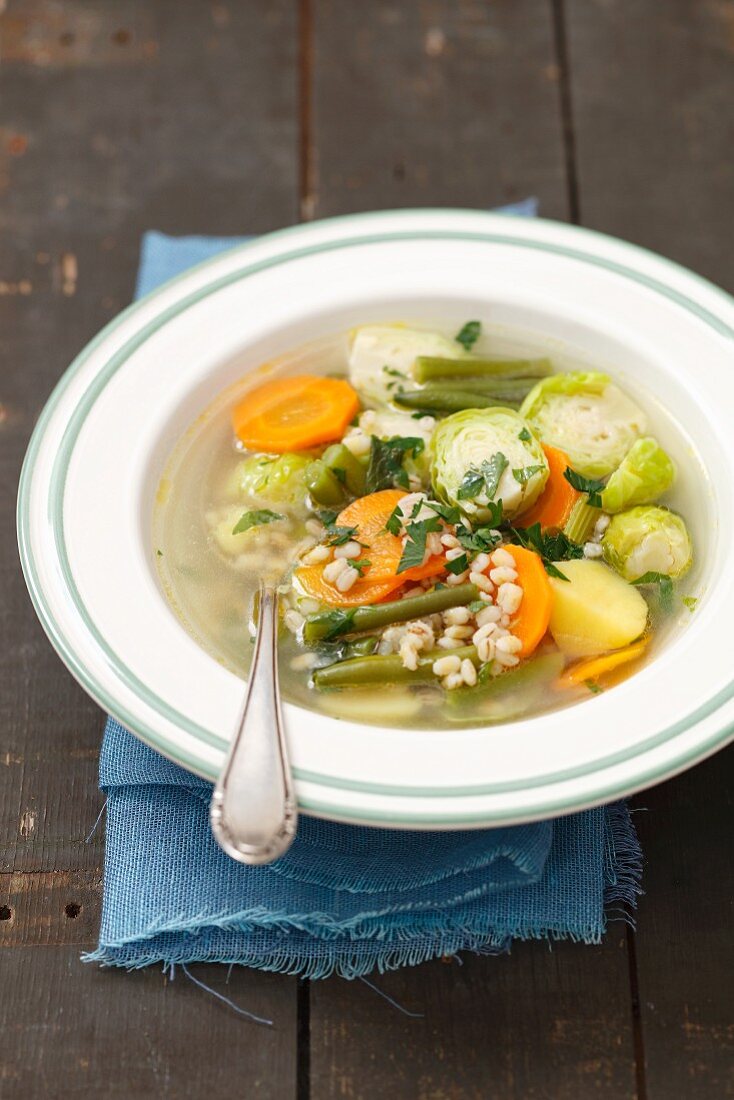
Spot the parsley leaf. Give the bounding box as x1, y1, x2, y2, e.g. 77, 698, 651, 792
682, 596, 698, 612
317, 509, 339, 528
331, 466, 347, 484
457, 453, 509, 501
445, 553, 469, 575
508, 522, 584, 581
396, 516, 442, 574
232, 508, 285, 535
585, 680, 603, 695
365, 435, 425, 493
425, 500, 462, 525
563, 467, 606, 509
455, 320, 481, 351
518, 427, 532, 442
631, 571, 674, 613
467, 600, 486, 613
454, 523, 501, 554
512, 464, 544, 485
384, 504, 403, 536
324, 523, 367, 548
307, 608, 356, 641
347, 558, 372, 575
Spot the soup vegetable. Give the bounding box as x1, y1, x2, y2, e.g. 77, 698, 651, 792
155, 322, 696, 727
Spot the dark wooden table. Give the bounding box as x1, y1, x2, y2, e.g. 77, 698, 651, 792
2, 3, 733, 1096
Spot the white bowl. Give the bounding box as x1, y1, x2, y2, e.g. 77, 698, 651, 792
17, 210, 734, 828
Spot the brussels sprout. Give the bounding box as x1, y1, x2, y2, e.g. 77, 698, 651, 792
519, 372, 647, 478
430, 407, 549, 522
602, 505, 692, 582
348, 325, 468, 406
601, 437, 675, 513
225, 452, 311, 515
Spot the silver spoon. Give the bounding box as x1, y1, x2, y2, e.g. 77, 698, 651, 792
210, 581, 298, 865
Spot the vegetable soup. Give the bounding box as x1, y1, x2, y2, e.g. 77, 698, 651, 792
154, 321, 702, 728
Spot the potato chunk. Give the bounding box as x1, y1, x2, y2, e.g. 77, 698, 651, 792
548, 558, 648, 657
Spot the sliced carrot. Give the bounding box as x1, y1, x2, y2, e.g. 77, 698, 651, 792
503, 544, 553, 658
232, 375, 360, 454
555, 639, 648, 689
294, 565, 404, 607
335, 490, 447, 584
518, 445, 580, 531
293, 488, 447, 607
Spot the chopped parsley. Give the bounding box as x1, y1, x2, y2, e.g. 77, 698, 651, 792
631, 571, 674, 613
331, 466, 347, 484
563, 467, 606, 508
347, 558, 372, 575
518, 427, 532, 442
457, 453, 509, 501
467, 600, 486, 613
232, 508, 285, 535
508, 522, 584, 581
324, 522, 368, 548
445, 553, 469, 575
682, 596, 698, 612
455, 523, 502, 554
585, 680, 603, 695
155, 549, 163, 557
455, 320, 481, 351
365, 435, 425, 493
306, 608, 356, 641
384, 504, 403, 536
512, 464, 544, 485
316, 509, 339, 528
425, 500, 462, 525
396, 516, 442, 574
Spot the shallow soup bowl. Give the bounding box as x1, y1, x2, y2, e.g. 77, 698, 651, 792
17, 210, 734, 828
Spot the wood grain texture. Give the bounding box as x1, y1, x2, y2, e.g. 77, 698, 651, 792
630, 751, 734, 1100
309, 937, 636, 1099
307, 0, 569, 219
0, 0, 300, 874
565, 0, 734, 289
0, 947, 298, 1099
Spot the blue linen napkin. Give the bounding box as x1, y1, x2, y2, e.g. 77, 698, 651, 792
86, 207, 641, 977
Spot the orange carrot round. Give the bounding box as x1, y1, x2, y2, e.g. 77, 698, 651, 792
555, 639, 648, 689
503, 544, 553, 658
232, 375, 360, 454
294, 489, 447, 607
518, 445, 580, 531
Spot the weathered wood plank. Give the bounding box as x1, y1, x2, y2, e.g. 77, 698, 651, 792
565, 0, 734, 290
308, 0, 569, 219
310, 936, 637, 1099
0, 0, 300, 873
630, 752, 734, 1100
0, 947, 298, 1099
0, 871, 102, 946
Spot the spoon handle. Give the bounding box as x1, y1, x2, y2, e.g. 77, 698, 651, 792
210, 583, 298, 865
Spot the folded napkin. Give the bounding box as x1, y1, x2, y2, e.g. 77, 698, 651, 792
86, 207, 641, 978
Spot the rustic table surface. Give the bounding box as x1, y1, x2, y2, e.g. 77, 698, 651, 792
2, 2, 733, 1097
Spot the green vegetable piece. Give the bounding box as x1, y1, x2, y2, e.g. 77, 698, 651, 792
305, 460, 348, 507
682, 596, 698, 612
313, 646, 479, 689
413, 356, 552, 384
630, 571, 674, 613
348, 325, 469, 406
397, 516, 442, 573
431, 407, 548, 522
227, 452, 312, 514
563, 499, 602, 545
364, 435, 425, 493
563, 467, 606, 508
455, 320, 482, 350
321, 443, 367, 496
395, 389, 521, 413
520, 372, 647, 478
446, 652, 565, 720
232, 508, 285, 535
602, 505, 692, 582
600, 437, 675, 513
302, 582, 480, 644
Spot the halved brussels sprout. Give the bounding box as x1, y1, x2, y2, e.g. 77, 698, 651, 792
519, 372, 647, 478
348, 325, 468, 406
602, 505, 692, 581
601, 437, 675, 512
431, 407, 549, 522
224, 452, 311, 515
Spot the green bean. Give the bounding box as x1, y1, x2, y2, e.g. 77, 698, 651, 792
305, 460, 347, 506
413, 377, 536, 400
446, 651, 565, 711
313, 646, 478, 689
563, 499, 601, 544
302, 582, 480, 644
413, 356, 552, 384
321, 443, 366, 496
395, 390, 520, 413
